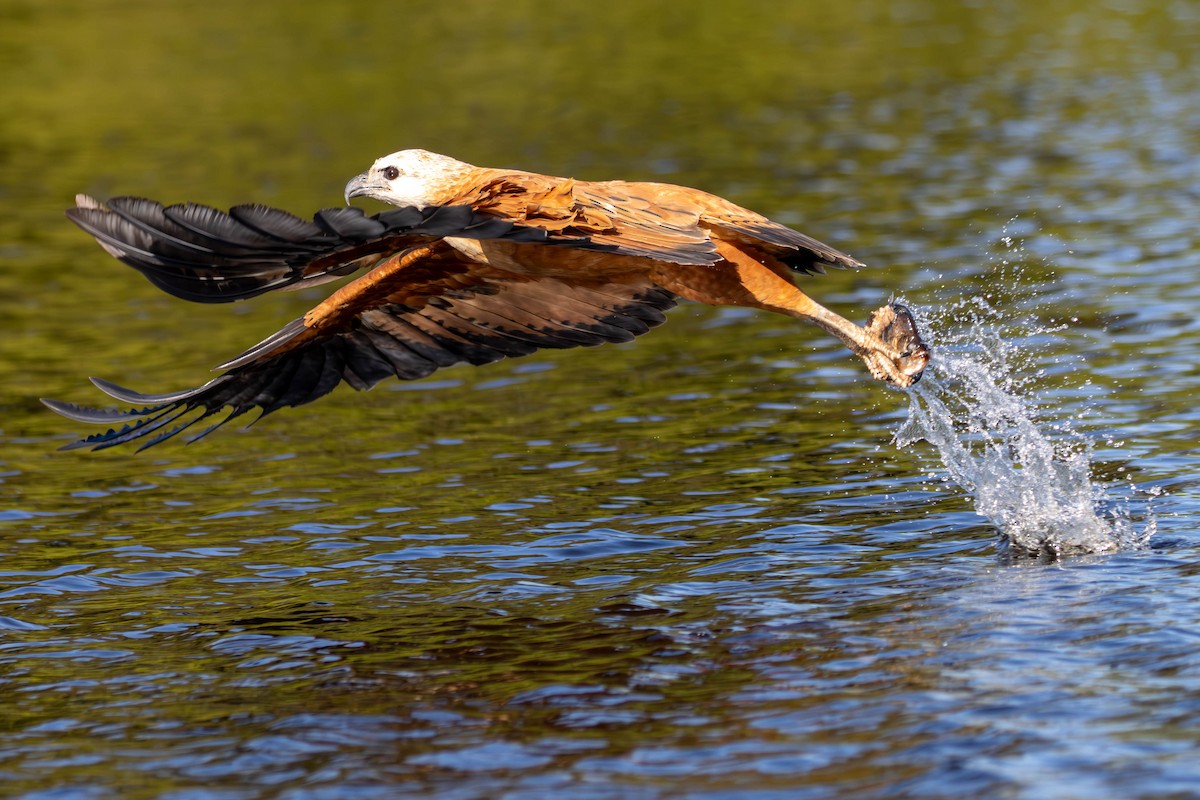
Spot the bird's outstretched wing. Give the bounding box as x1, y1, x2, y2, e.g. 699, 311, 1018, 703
47, 197, 681, 450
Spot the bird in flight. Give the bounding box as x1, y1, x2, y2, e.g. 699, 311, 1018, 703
44, 149, 929, 451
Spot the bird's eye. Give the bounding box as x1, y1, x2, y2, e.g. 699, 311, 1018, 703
382, 166, 400, 180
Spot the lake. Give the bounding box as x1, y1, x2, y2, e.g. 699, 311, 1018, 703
2, 1, 1199, 797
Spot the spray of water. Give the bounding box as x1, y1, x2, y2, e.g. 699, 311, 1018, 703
891, 239, 1155, 558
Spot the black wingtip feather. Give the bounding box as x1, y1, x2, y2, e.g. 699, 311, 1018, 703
40, 397, 160, 424
314, 207, 386, 239
229, 204, 330, 243
89, 376, 212, 405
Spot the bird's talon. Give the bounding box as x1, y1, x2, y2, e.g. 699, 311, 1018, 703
857, 302, 930, 389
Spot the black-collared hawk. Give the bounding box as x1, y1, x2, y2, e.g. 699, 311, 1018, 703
44, 149, 929, 451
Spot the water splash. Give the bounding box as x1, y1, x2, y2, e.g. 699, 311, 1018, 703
893, 293, 1155, 559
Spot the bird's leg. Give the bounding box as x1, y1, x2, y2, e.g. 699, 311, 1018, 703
651, 249, 929, 387
792, 296, 930, 387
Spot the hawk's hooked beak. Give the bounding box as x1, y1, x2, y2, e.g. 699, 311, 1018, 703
343, 172, 383, 205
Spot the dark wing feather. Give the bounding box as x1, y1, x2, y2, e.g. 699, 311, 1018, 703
313, 208, 387, 239
42, 253, 678, 450
228, 203, 330, 242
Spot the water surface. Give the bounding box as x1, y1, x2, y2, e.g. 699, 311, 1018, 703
2, 2, 1199, 797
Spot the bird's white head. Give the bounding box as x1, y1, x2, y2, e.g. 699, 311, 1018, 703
343, 149, 474, 209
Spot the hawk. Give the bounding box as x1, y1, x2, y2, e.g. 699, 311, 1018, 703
44, 149, 929, 451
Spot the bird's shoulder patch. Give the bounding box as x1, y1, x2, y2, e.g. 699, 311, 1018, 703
463, 172, 617, 236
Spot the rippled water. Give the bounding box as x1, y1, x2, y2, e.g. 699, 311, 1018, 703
3, 2, 1200, 798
